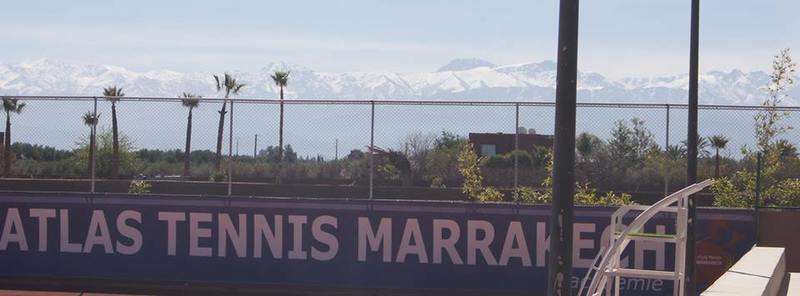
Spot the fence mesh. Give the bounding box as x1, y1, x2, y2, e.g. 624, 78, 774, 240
2, 96, 799, 205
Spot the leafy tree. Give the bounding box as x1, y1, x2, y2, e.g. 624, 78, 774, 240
259, 145, 298, 163
373, 146, 412, 186
713, 48, 797, 208
103, 86, 124, 178
181, 93, 200, 177
709, 135, 729, 178
213, 73, 246, 171
756, 48, 795, 153
82, 111, 100, 174
422, 133, 466, 186
400, 131, 436, 183
434, 131, 464, 150
607, 118, 658, 187
346, 149, 365, 160
272, 71, 289, 183
75, 130, 138, 178
513, 150, 631, 205
10, 143, 72, 161
711, 171, 756, 208
766, 179, 800, 207
576, 132, 603, 162
457, 143, 502, 201
2, 98, 25, 176
774, 139, 798, 159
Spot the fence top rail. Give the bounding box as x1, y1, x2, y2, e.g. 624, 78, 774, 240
1, 95, 798, 111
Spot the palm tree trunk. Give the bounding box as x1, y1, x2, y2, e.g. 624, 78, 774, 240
277, 87, 284, 184
111, 102, 120, 178
88, 128, 95, 175
714, 148, 720, 178
215, 101, 227, 171
3, 113, 10, 176
184, 108, 193, 178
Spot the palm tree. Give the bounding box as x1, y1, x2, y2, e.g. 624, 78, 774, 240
82, 112, 100, 175
213, 73, 245, 171
271, 71, 289, 183
181, 93, 200, 178
708, 135, 729, 178
103, 86, 125, 178
2, 98, 25, 176
681, 135, 710, 158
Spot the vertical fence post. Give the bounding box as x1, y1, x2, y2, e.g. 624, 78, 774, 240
92, 97, 97, 194
514, 103, 520, 190
664, 104, 670, 196
755, 152, 762, 244
369, 101, 375, 200
228, 99, 234, 197
254, 134, 258, 159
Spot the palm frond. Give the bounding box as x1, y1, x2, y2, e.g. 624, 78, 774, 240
271, 71, 290, 87
2, 98, 25, 114
82, 112, 100, 126
213, 73, 246, 97
233, 84, 245, 94
709, 135, 729, 149
15, 102, 26, 114
181, 92, 201, 108
213, 75, 222, 92
103, 86, 125, 101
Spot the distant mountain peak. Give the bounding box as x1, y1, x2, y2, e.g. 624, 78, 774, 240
436, 58, 496, 72
496, 60, 557, 73
0, 58, 796, 105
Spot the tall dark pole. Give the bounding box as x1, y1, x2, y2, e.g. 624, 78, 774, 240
547, 0, 579, 294
685, 0, 700, 294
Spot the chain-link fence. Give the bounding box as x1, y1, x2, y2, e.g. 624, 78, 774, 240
2, 96, 799, 203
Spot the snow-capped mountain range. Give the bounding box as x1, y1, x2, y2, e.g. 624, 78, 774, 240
1, 58, 797, 105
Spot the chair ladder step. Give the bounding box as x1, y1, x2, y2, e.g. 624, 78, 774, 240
615, 231, 678, 243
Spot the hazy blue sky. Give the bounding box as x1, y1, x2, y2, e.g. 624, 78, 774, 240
1, 0, 797, 78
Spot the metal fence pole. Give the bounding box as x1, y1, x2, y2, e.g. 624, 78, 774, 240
369, 101, 375, 200
755, 152, 762, 244
664, 104, 670, 196
227, 99, 234, 197
548, 0, 579, 293
514, 103, 520, 190
91, 97, 97, 194
685, 0, 701, 293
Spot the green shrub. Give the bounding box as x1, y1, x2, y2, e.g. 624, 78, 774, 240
575, 183, 633, 206
513, 186, 551, 204
766, 178, 800, 207
210, 171, 226, 182
128, 180, 152, 194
